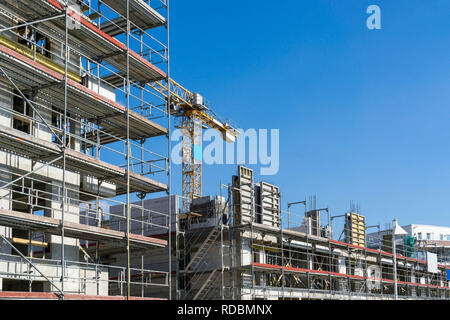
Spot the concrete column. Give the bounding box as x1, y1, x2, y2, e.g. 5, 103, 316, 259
240, 232, 252, 266
307, 252, 313, 270
410, 268, 416, 297
45, 181, 79, 261
44, 174, 83, 293
0, 165, 12, 255
34, 95, 52, 142
0, 86, 12, 127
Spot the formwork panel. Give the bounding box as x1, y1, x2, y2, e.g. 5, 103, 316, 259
233, 166, 253, 225
259, 181, 280, 228
345, 212, 366, 247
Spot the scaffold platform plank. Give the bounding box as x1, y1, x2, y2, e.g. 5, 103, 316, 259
0, 291, 165, 300
101, 0, 166, 33
236, 222, 432, 267
250, 262, 450, 290
0, 0, 166, 83
0, 124, 168, 195
0, 41, 167, 141
0, 208, 168, 248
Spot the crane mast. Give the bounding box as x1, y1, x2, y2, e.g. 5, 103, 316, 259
147, 79, 239, 211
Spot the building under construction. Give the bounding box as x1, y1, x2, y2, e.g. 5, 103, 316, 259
0, 0, 172, 299
0, 0, 449, 302
173, 166, 450, 300
109, 166, 450, 300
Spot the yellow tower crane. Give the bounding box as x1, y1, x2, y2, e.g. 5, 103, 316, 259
148, 79, 239, 211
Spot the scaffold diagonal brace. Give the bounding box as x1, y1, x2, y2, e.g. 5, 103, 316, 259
0, 155, 63, 197
0, 234, 64, 298
0, 66, 65, 146
0, 13, 65, 33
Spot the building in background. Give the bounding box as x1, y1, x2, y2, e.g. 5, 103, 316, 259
368, 224, 450, 267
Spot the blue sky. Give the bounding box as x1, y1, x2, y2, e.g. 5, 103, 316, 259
168, 0, 450, 229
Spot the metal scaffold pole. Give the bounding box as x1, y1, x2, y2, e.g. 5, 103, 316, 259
219, 183, 224, 300
167, 0, 172, 301
60, 3, 69, 300
126, 0, 131, 300
280, 194, 284, 300
228, 185, 235, 300
393, 220, 398, 300
250, 181, 255, 299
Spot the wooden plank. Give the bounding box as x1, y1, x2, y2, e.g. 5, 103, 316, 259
12, 237, 48, 247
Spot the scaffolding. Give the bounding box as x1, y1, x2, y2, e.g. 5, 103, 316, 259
0, 0, 171, 299
176, 166, 450, 300
176, 192, 231, 300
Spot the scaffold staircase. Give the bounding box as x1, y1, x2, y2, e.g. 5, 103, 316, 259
193, 268, 219, 300
185, 226, 221, 272
179, 193, 232, 300
179, 223, 222, 300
